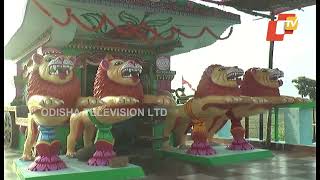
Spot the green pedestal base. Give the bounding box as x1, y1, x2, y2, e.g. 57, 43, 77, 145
156, 145, 273, 166
13, 156, 145, 180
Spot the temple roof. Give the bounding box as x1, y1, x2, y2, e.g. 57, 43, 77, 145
5, 0, 241, 60
209, 0, 315, 18
67, 0, 241, 19
214, 0, 315, 13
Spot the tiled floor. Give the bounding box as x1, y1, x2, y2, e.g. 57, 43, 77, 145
5, 147, 316, 180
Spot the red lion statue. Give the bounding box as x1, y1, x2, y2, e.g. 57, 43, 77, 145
66, 54, 175, 166
23, 47, 101, 171
208, 67, 306, 150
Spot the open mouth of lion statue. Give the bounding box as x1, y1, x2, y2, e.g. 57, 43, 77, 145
210, 65, 244, 88
120, 62, 142, 81
225, 67, 244, 86
48, 57, 74, 80
252, 68, 284, 88
268, 68, 284, 86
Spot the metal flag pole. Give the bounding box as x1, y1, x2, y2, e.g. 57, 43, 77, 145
181, 76, 184, 89
265, 12, 275, 147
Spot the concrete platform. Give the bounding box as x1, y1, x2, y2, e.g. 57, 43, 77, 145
12, 156, 145, 180
156, 145, 274, 166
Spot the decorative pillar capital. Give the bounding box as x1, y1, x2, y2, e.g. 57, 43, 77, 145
155, 70, 176, 80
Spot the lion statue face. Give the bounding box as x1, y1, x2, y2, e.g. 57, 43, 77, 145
28, 48, 81, 109
209, 65, 244, 88
32, 48, 78, 84
240, 68, 284, 96
104, 57, 143, 86
248, 68, 283, 88
93, 55, 144, 101
194, 64, 244, 98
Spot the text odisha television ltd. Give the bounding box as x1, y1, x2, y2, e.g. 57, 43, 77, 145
266, 13, 298, 41
40, 107, 168, 117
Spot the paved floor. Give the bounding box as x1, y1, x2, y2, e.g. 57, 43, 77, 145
5, 147, 316, 180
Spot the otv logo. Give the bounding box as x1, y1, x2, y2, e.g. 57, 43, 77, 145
266, 14, 298, 41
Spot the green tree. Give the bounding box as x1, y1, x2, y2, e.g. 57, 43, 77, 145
292, 76, 316, 101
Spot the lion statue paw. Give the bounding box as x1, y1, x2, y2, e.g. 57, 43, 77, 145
20, 154, 34, 161
78, 97, 104, 108
155, 95, 176, 106
116, 96, 140, 105
250, 97, 269, 104
294, 97, 310, 103
101, 96, 140, 106
66, 151, 77, 158
40, 96, 64, 108
224, 96, 243, 103
280, 96, 296, 104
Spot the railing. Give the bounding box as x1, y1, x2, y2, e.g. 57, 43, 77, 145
312, 108, 316, 143
217, 101, 316, 146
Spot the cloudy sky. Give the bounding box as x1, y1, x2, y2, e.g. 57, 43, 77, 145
171, 1, 316, 96
4, 0, 316, 104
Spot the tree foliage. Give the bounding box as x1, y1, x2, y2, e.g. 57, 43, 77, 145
292, 76, 316, 100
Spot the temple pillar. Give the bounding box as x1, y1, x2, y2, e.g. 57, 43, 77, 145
155, 56, 176, 92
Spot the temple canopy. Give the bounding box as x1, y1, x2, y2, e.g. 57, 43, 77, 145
207, 0, 316, 18
5, 0, 241, 60
210, 0, 316, 13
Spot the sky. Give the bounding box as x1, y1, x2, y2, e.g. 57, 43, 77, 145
3, 0, 316, 105
171, 1, 316, 96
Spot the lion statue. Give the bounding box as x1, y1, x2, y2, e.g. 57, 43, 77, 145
22, 47, 102, 171
66, 54, 175, 166
162, 64, 261, 155
207, 67, 307, 150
